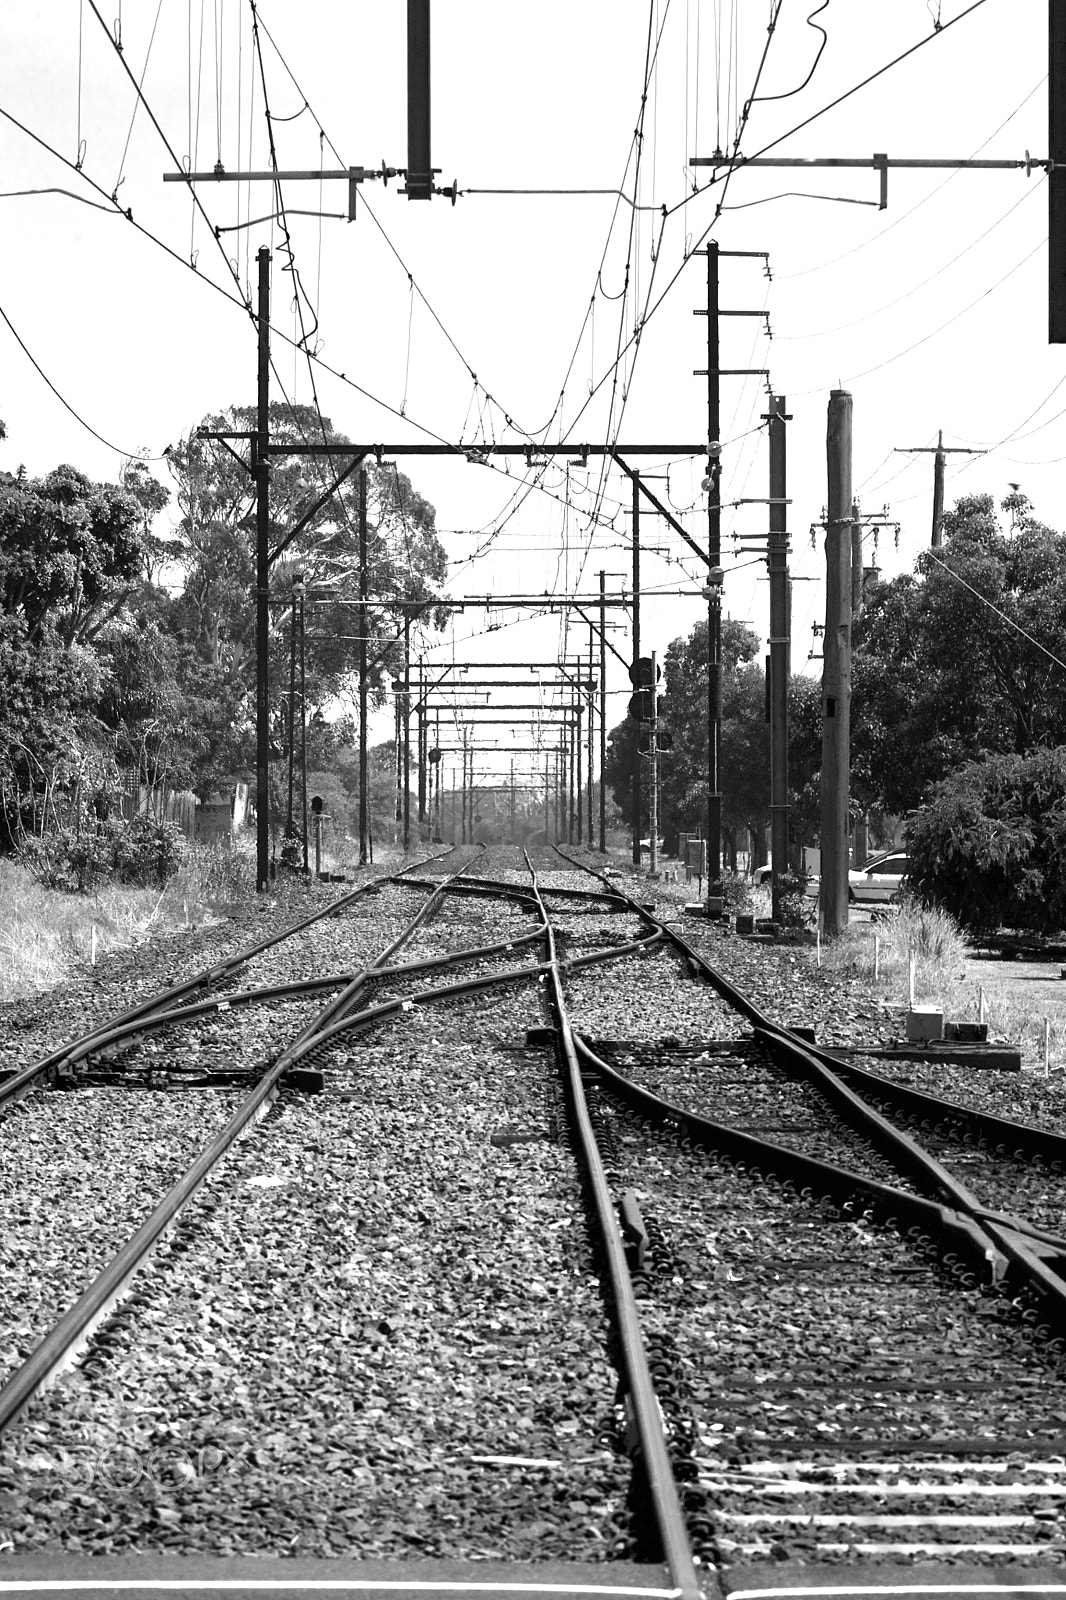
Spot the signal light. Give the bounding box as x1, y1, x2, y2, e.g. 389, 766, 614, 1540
628, 656, 661, 688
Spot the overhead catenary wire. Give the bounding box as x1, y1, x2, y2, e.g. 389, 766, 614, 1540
790, 233, 1045, 399
777, 180, 1042, 340
777, 74, 1046, 281
671, 0, 992, 221
923, 548, 1066, 675
12, 1, 1028, 684
114, 0, 165, 198
0, 41, 692, 625
0, 298, 163, 459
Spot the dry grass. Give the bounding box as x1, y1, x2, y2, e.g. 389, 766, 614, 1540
0, 844, 255, 1003
820, 897, 1066, 1076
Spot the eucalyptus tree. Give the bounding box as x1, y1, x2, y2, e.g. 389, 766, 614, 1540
853, 492, 1066, 817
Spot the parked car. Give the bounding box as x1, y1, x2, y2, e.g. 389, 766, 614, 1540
848, 849, 910, 904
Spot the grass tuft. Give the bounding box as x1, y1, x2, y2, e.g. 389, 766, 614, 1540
0, 844, 256, 1003
820, 895, 1066, 1075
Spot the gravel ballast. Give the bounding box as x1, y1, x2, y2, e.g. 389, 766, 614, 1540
0, 858, 634, 1562
7, 844, 1066, 1573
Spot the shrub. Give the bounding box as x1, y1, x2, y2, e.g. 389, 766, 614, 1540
18, 816, 187, 894
775, 870, 816, 930
819, 893, 967, 1006
719, 869, 753, 913
162, 841, 254, 918
909, 746, 1066, 934
19, 829, 114, 893
112, 815, 186, 887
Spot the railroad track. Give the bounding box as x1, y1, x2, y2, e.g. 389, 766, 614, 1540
0, 845, 693, 1587
554, 847, 1066, 1570
4, 841, 1066, 1583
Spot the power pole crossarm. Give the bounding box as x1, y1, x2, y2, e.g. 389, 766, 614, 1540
896, 430, 985, 546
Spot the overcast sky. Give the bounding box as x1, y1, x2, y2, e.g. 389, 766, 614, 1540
0, 1, 1054, 781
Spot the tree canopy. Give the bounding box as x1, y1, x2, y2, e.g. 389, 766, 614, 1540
0, 463, 145, 647
603, 615, 820, 866
853, 493, 1066, 815
0, 406, 449, 852
909, 746, 1066, 934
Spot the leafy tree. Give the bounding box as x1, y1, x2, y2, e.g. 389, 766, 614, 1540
165, 403, 448, 700
0, 464, 146, 647
909, 746, 1066, 935
604, 616, 822, 869
853, 493, 1066, 815
0, 615, 103, 847
120, 456, 176, 582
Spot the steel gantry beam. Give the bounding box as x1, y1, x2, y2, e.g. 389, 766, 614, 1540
196, 248, 708, 886
689, 151, 1046, 211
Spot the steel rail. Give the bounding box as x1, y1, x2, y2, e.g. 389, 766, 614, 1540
0, 849, 457, 1112
525, 857, 702, 1600
552, 848, 1066, 1326
571, 1035, 1007, 1284
4, 866, 613, 1099
0, 851, 474, 1438
817, 1046, 1066, 1169
312, 871, 548, 1040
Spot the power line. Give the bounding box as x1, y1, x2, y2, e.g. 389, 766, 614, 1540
778, 74, 1046, 281
777, 180, 1042, 340
671, 0, 993, 221
790, 234, 1045, 397
924, 547, 1066, 674
0, 297, 161, 459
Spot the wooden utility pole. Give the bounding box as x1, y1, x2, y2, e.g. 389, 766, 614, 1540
648, 651, 660, 878
406, 0, 433, 200
766, 395, 790, 923
705, 241, 722, 897
599, 570, 607, 852
403, 611, 412, 851
417, 655, 427, 830
631, 477, 642, 867
850, 510, 864, 614
820, 390, 853, 937
254, 246, 271, 892
286, 579, 298, 846
895, 430, 984, 544
358, 470, 369, 866
299, 582, 308, 873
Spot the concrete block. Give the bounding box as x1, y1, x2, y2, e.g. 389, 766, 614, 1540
945, 1020, 988, 1043
906, 1005, 944, 1043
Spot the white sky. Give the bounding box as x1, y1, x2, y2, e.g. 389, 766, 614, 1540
0, 1, 1056, 787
